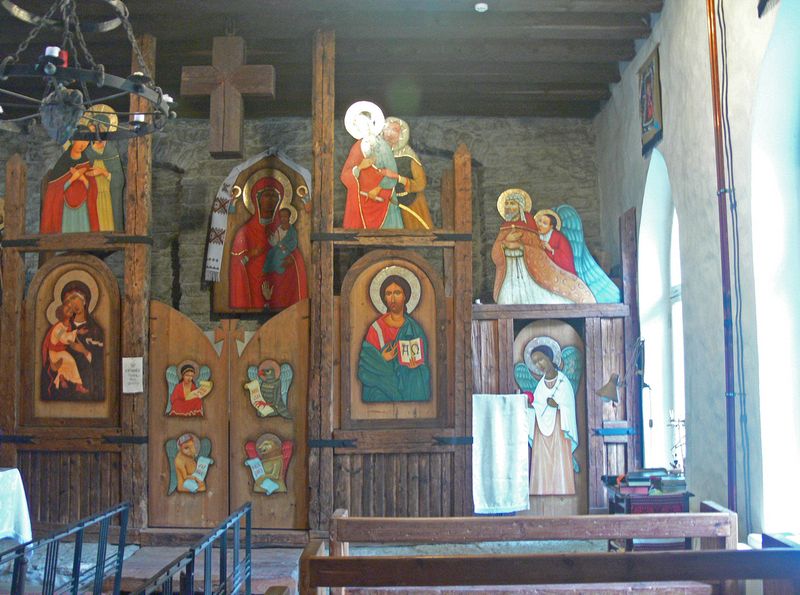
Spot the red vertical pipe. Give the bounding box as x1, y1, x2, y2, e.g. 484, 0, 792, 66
704, 0, 737, 511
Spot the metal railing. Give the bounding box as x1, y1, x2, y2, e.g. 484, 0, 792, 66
0, 501, 130, 595
133, 502, 252, 595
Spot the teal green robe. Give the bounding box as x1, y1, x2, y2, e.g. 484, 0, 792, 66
358, 314, 431, 402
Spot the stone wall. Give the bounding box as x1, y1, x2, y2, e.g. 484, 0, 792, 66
2, 115, 602, 327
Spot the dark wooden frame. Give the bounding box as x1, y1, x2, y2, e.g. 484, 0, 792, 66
339, 249, 448, 430
22, 253, 121, 428
639, 45, 663, 155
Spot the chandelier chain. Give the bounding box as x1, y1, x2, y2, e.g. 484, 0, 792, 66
117, 4, 152, 80
11, 0, 63, 62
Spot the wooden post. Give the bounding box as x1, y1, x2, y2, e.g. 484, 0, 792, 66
0, 155, 26, 468
619, 208, 642, 470
308, 29, 335, 531
121, 33, 155, 530
452, 144, 472, 515
330, 509, 349, 595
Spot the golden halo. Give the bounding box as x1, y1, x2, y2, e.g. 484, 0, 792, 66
275, 204, 299, 226
496, 188, 532, 218
176, 359, 200, 377
231, 185, 243, 199
523, 336, 564, 377
368, 265, 422, 315
533, 208, 562, 231
258, 359, 281, 379
296, 185, 308, 199
242, 169, 293, 215
46, 269, 100, 324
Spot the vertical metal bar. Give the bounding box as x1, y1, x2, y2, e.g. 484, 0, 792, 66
233, 519, 240, 592
93, 517, 110, 594
204, 545, 212, 594
183, 549, 196, 595
220, 528, 228, 592
71, 527, 84, 595
43, 540, 59, 595
245, 507, 252, 595
704, 0, 737, 512
113, 505, 129, 595
11, 549, 27, 595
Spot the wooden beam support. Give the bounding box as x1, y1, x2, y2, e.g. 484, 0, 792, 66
453, 144, 472, 515
331, 511, 735, 543
472, 303, 629, 320
121, 33, 155, 530
302, 549, 800, 591
308, 28, 335, 532
619, 207, 642, 470
0, 154, 26, 468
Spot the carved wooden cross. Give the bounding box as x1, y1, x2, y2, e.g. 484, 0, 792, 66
181, 36, 275, 159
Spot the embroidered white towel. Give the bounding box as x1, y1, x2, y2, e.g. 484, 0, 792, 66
472, 393, 530, 514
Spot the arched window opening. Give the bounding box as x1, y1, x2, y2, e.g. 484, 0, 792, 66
637, 149, 684, 469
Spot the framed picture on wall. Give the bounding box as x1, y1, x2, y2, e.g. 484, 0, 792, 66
639, 46, 663, 155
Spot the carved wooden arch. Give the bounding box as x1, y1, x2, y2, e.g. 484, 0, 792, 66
340, 249, 448, 430
22, 253, 121, 427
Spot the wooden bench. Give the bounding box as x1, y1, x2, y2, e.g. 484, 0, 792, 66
300, 502, 800, 594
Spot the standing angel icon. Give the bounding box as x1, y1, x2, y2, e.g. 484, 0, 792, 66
244, 359, 293, 419
514, 336, 582, 496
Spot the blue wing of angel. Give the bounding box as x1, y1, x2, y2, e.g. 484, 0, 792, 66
164, 366, 180, 415
165, 439, 178, 495
556, 204, 621, 303
561, 346, 584, 396
197, 365, 212, 384
199, 438, 212, 459
514, 363, 540, 447
279, 363, 293, 407
514, 362, 541, 393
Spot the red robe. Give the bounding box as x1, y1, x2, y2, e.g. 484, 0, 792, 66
41, 161, 100, 234
545, 228, 577, 275
170, 381, 203, 416
341, 140, 393, 229
229, 215, 269, 309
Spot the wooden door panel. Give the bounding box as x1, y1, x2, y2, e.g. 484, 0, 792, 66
229, 301, 309, 529
148, 301, 229, 528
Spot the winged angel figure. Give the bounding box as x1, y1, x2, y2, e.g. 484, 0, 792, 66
514, 336, 582, 495
164, 361, 213, 417
165, 432, 213, 495
244, 360, 293, 419
492, 189, 620, 305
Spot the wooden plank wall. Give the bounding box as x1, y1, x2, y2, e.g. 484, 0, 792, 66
471, 312, 630, 514
333, 453, 455, 517
17, 450, 122, 527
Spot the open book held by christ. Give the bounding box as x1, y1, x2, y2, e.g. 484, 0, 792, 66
397, 338, 424, 367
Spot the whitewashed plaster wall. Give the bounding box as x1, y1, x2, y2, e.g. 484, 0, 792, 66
595, 1, 779, 533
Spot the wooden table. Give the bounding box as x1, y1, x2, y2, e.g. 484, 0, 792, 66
607, 487, 693, 551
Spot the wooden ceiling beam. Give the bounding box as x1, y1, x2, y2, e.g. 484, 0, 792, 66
0, 38, 635, 66
68, 0, 662, 15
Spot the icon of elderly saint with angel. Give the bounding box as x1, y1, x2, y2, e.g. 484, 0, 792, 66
492, 188, 621, 305
514, 336, 582, 495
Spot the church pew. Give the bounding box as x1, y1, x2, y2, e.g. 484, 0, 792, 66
299, 504, 800, 594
